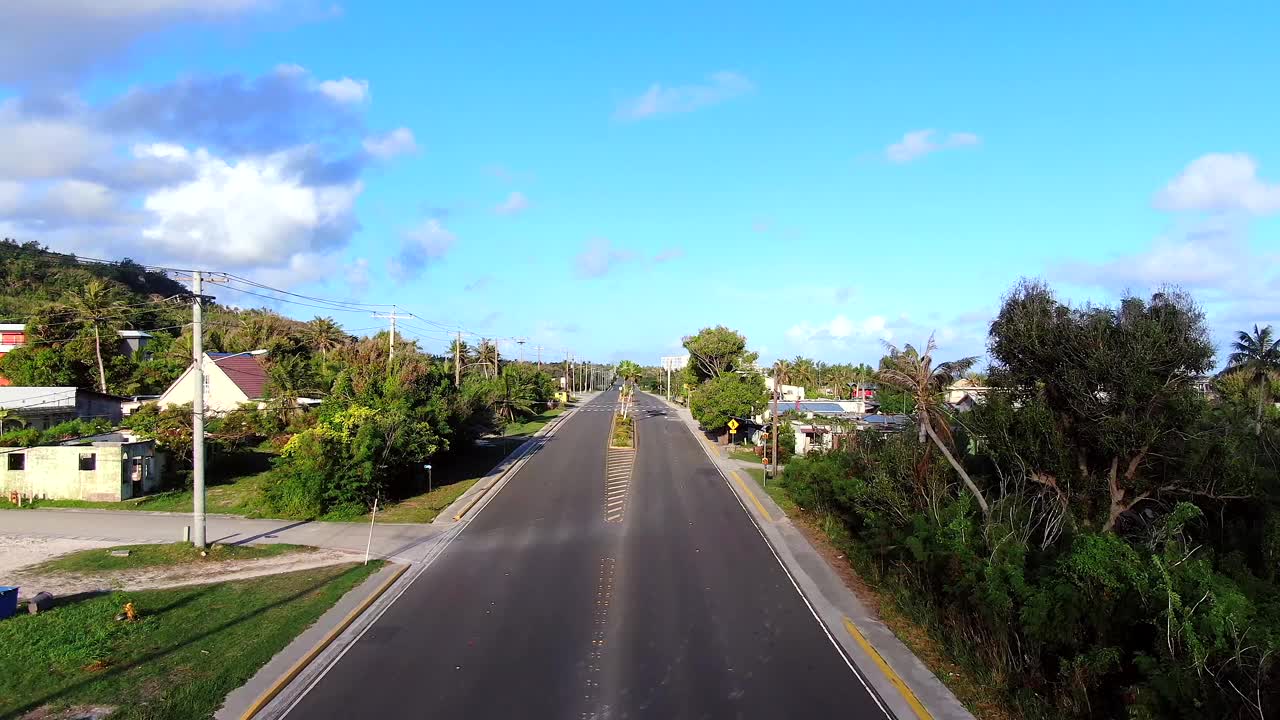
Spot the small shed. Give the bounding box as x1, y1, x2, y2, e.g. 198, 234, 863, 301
0, 432, 164, 502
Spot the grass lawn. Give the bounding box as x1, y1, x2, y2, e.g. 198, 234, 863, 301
30, 542, 310, 575
503, 408, 564, 438
744, 468, 799, 515
367, 408, 565, 523
369, 479, 478, 523
0, 562, 382, 720
729, 448, 760, 464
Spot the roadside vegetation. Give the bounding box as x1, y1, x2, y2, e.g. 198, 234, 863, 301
0, 242, 583, 522
0, 562, 381, 719
687, 281, 1280, 719
611, 414, 634, 448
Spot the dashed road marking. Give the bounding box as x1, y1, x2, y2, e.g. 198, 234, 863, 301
583, 557, 616, 718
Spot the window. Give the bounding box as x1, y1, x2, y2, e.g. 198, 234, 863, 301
79, 453, 96, 471
7, 453, 24, 471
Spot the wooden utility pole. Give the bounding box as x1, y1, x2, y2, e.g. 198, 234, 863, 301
454, 331, 462, 386
535, 345, 543, 369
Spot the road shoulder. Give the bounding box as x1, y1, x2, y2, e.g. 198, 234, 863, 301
657, 395, 974, 720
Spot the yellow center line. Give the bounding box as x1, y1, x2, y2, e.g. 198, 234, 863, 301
729, 470, 772, 521
841, 617, 933, 720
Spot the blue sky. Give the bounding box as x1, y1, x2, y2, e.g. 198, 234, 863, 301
0, 2, 1276, 367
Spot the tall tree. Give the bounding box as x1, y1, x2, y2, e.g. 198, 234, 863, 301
1226, 324, 1280, 435
988, 282, 1215, 531
304, 317, 348, 361
682, 326, 757, 381
876, 336, 988, 518
62, 279, 126, 393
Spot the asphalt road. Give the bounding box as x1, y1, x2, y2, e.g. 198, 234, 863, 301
284, 390, 889, 719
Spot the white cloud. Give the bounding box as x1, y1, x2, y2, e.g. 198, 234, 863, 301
363, 127, 418, 159
615, 71, 753, 121
1053, 231, 1247, 291
0, 1, 272, 86
1153, 153, 1280, 215
318, 77, 369, 104
493, 191, 529, 216
0, 101, 106, 178
0, 181, 24, 213
43, 180, 117, 220
885, 129, 981, 164
575, 238, 636, 278
345, 257, 370, 295
390, 219, 456, 282
139, 146, 362, 269
786, 314, 892, 344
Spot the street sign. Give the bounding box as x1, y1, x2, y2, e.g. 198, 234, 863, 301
727, 419, 740, 432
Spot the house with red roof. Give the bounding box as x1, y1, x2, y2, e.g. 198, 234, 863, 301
155, 351, 270, 413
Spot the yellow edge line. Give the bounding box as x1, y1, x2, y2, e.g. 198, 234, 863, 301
240, 563, 410, 720
730, 470, 772, 522
841, 617, 933, 720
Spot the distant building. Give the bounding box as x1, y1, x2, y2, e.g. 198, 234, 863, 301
764, 377, 807, 402
0, 431, 164, 502
156, 352, 269, 413
946, 378, 991, 409
0, 387, 126, 430
117, 330, 154, 358
0, 324, 155, 384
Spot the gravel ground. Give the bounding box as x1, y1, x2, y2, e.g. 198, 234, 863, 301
1, 534, 363, 600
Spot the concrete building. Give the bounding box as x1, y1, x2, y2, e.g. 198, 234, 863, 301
0, 387, 126, 429
156, 352, 269, 413
764, 377, 807, 402
0, 431, 163, 502
117, 330, 154, 358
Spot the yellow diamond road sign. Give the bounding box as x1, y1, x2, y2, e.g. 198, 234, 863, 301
727, 419, 739, 432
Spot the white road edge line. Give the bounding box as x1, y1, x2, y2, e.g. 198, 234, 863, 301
677, 397, 896, 720
276, 401, 597, 719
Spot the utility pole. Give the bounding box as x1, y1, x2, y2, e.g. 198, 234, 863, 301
770, 365, 780, 485
517, 338, 526, 363
372, 306, 410, 372
191, 271, 205, 548
173, 269, 224, 548
536, 345, 543, 369
454, 331, 462, 386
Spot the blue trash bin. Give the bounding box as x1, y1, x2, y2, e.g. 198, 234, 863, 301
0, 587, 17, 620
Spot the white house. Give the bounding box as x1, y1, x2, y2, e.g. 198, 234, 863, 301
764, 377, 806, 402
946, 378, 990, 408
156, 352, 269, 413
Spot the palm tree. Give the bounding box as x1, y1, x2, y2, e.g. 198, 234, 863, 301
789, 356, 817, 392
0, 409, 27, 434
1226, 324, 1280, 435
62, 279, 126, 393
876, 335, 988, 518
493, 371, 536, 423
475, 340, 499, 378
304, 317, 348, 361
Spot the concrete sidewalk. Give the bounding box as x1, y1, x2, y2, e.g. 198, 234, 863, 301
0, 508, 446, 564
656, 394, 973, 720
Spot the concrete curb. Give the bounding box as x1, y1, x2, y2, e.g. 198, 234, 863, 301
234, 562, 409, 720
655, 393, 973, 720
